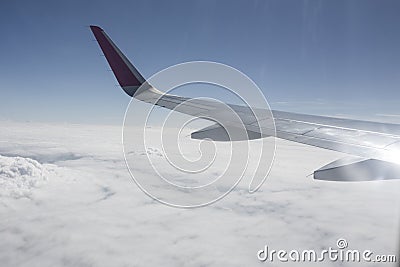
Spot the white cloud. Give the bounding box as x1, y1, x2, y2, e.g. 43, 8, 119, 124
0, 155, 49, 199
0, 121, 399, 267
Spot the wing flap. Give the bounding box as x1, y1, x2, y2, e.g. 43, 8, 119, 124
191, 123, 263, 141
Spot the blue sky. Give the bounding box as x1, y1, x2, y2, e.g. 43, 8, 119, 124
0, 0, 399, 124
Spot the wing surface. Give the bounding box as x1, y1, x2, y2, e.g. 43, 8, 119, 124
90, 25, 400, 167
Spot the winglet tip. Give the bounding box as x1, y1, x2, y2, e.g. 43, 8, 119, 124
89, 25, 103, 32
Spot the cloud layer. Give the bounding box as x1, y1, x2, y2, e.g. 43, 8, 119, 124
0, 121, 399, 267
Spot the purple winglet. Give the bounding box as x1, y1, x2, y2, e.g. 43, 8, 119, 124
90, 26, 143, 88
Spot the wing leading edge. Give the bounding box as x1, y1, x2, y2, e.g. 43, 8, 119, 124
90, 25, 400, 181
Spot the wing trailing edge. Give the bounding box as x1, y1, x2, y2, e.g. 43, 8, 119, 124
191, 123, 264, 141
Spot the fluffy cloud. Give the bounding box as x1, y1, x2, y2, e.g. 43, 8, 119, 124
0, 155, 49, 198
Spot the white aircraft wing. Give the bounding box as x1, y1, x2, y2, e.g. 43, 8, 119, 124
90, 25, 400, 182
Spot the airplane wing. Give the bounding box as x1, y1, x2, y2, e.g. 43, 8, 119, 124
90, 25, 400, 182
